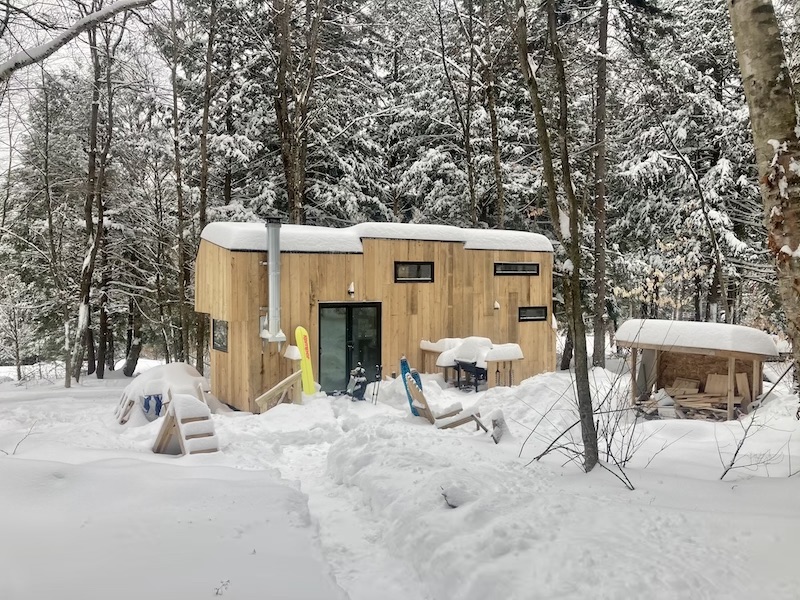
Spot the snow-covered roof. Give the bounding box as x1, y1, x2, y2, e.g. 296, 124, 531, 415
201, 222, 554, 253
616, 319, 778, 358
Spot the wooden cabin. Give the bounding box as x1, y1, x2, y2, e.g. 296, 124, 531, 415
194, 221, 556, 412
616, 319, 779, 420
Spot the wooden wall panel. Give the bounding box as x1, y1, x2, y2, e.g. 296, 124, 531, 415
196, 237, 555, 411
195, 241, 233, 319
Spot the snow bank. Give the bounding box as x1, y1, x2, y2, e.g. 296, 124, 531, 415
201, 221, 554, 253
0, 458, 346, 600
326, 415, 784, 599
616, 319, 778, 357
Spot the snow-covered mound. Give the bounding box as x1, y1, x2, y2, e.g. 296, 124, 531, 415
118, 362, 212, 426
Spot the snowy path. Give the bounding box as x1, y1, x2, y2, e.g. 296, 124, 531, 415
281, 444, 432, 600
215, 398, 433, 600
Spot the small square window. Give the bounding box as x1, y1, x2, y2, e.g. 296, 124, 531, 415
494, 262, 540, 276
213, 319, 228, 352
519, 306, 547, 322
394, 261, 434, 283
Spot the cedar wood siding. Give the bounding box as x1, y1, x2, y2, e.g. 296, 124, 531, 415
195, 238, 555, 412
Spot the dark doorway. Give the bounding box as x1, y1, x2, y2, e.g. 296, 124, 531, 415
318, 303, 381, 393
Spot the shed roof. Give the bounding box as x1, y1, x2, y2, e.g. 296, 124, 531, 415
201, 222, 554, 253
616, 319, 778, 359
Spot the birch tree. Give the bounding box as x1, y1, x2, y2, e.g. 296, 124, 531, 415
728, 0, 800, 384
0, 0, 154, 82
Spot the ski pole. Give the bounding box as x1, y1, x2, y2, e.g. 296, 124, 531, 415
373, 364, 383, 404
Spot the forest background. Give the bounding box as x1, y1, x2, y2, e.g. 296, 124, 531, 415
0, 0, 796, 394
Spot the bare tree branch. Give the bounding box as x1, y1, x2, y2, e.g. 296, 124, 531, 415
0, 0, 155, 82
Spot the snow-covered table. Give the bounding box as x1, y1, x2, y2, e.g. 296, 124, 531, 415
420, 337, 524, 390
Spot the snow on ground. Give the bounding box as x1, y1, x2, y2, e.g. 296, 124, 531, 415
2, 352, 800, 599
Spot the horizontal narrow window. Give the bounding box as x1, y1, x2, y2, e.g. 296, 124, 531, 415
213, 319, 228, 352
519, 306, 547, 322
395, 261, 434, 283
494, 262, 540, 276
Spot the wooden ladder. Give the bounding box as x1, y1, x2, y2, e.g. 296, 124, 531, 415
152, 394, 219, 455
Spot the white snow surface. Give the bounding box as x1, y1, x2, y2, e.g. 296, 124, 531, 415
617, 318, 778, 357
201, 221, 554, 253
2, 356, 800, 599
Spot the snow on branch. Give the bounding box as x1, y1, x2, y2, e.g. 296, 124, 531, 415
0, 0, 155, 82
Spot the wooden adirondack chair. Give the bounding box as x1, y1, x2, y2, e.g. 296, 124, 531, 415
404, 372, 488, 432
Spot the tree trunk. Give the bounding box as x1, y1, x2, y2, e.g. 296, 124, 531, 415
273, 0, 324, 224
10, 304, 21, 381
105, 329, 115, 372
224, 48, 233, 206
512, 0, 599, 472
169, 0, 190, 363
560, 326, 574, 371
87, 326, 96, 375
592, 0, 609, 368
125, 297, 134, 358
39, 69, 71, 388
195, 0, 216, 373
480, 0, 504, 228
728, 0, 800, 387
70, 25, 102, 382
437, 0, 477, 226
96, 254, 108, 379
123, 300, 141, 377
153, 158, 171, 364
547, 0, 599, 471
70, 18, 124, 381
63, 303, 71, 389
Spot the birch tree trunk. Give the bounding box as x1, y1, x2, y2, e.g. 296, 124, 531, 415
728, 0, 800, 387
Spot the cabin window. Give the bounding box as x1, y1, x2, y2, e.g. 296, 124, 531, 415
519, 306, 548, 322
494, 262, 540, 276
212, 319, 228, 352
394, 261, 434, 283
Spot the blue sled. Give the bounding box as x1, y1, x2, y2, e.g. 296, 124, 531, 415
400, 356, 422, 417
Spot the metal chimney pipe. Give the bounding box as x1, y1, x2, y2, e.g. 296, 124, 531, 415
262, 217, 286, 344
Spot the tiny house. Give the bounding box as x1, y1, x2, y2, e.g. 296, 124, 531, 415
195, 221, 555, 412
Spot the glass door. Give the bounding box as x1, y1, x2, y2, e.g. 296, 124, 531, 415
318, 303, 381, 393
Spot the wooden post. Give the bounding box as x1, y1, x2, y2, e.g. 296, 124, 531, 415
727, 356, 736, 420
630, 347, 638, 406
291, 359, 302, 404
653, 349, 661, 390
753, 360, 761, 400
